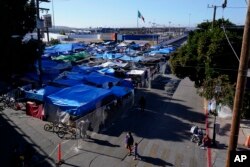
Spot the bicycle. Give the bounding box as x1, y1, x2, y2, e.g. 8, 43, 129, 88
57, 124, 79, 139
43, 121, 61, 133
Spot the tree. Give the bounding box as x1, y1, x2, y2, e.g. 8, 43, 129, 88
0, 0, 37, 80
169, 19, 244, 114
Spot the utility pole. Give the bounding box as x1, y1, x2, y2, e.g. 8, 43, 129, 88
226, 1, 250, 167
35, 0, 50, 86
207, 5, 221, 29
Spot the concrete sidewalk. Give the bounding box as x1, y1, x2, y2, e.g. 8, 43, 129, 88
204, 102, 250, 167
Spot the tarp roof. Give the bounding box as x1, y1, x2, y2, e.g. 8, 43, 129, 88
110, 86, 132, 98
85, 72, 120, 87
44, 43, 86, 56
25, 85, 62, 101
45, 84, 112, 116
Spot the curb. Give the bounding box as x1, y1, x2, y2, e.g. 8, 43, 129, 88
204, 99, 212, 167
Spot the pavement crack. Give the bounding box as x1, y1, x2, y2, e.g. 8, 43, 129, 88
89, 155, 100, 167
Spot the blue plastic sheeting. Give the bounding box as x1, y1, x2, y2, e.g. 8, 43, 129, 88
110, 86, 132, 98
95, 53, 123, 60
63, 72, 86, 80
45, 84, 112, 116
25, 86, 62, 101
118, 80, 134, 89
85, 72, 120, 87
44, 43, 86, 56
97, 68, 115, 76
149, 49, 171, 55
71, 65, 101, 74
53, 79, 83, 87
35, 60, 71, 72
119, 55, 142, 62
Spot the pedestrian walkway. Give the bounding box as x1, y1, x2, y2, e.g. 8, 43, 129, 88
1, 77, 208, 167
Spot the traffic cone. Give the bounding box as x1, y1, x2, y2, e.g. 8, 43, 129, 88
56, 143, 64, 166
245, 135, 250, 148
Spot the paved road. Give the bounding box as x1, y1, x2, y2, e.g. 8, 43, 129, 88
0, 76, 206, 167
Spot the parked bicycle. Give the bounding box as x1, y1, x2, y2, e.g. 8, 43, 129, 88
43, 121, 61, 133
57, 124, 79, 139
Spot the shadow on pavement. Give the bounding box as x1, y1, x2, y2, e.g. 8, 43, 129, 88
87, 137, 120, 147
0, 111, 54, 166
139, 154, 173, 166
100, 87, 205, 143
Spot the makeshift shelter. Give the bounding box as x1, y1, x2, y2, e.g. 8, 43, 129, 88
44, 43, 86, 56
84, 72, 120, 88
44, 84, 114, 121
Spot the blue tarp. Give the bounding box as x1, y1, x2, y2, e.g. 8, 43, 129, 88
110, 86, 132, 98
97, 68, 115, 76
45, 84, 112, 116
35, 60, 71, 72
118, 80, 134, 89
85, 72, 120, 87
61, 72, 86, 81
25, 86, 62, 101
119, 55, 142, 62
44, 43, 86, 56
95, 53, 123, 60
71, 65, 101, 74
53, 79, 83, 87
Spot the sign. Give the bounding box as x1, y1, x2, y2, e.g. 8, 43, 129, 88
230, 151, 250, 167
36, 18, 44, 29
43, 14, 52, 28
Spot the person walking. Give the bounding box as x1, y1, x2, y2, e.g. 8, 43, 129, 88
125, 132, 134, 155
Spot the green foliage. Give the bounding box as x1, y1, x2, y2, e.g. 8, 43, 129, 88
169, 19, 246, 116
198, 75, 235, 106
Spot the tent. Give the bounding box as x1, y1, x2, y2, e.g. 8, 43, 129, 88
24, 85, 62, 101
110, 86, 133, 98
85, 72, 120, 88
45, 84, 113, 117
44, 43, 86, 56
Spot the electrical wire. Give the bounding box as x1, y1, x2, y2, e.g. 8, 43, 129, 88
221, 9, 240, 62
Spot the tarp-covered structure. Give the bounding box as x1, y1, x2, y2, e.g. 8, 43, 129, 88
44, 84, 114, 121
44, 43, 86, 57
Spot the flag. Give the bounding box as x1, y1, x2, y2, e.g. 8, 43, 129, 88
138, 10, 145, 22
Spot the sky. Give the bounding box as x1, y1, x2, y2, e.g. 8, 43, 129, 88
41, 0, 248, 28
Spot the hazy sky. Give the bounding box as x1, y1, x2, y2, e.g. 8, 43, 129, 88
41, 0, 248, 28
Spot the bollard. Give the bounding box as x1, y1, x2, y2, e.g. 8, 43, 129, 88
56, 143, 64, 166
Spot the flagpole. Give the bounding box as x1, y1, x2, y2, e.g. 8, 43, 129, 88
137, 10, 139, 28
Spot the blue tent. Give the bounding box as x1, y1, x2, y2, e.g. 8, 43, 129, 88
110, 86, 132, 98
44, 43, 86, 56
85, 72, 120, 87
97, 68, 115, 76
25, 86, 62, 101
45, 84, 113, 116
53, 79, 83, 87
71, 65, 101, 74
119, 55, 142, 62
